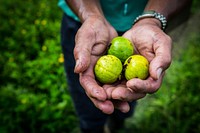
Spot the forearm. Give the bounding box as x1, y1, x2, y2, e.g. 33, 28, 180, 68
145, 0, 192, 20
65, 0, 104, 22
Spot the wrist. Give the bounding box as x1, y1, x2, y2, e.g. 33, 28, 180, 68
80, 9, 104, 22
133, 10, 167, 30
66, 0, 104, 22
78, 1, 104, 22
133, 17, 162, 29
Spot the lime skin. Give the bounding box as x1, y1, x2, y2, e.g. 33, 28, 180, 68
108, 36, 134, 63
94, 55, 123, 84
123, 55, 149, 80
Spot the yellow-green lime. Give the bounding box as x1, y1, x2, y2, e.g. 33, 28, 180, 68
108, 36, 134, 63
94, 55, 123, 84
123, 55, 149, 80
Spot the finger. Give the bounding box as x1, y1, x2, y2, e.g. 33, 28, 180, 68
127, 72, 164, 94
150, 34, 172, 80
112, 100, 130, 113
80, 72, 107, 101
80, 72, 115, 114
103, 81, 121, 99
80, 55, 107, 99
111, 86, 146, 101
74, 27, 95, 73
103, 85, 115, 99
90, 98, 115, 114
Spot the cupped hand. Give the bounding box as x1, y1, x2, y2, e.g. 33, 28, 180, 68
105, 18, 172, 105
73, 15, 121, 114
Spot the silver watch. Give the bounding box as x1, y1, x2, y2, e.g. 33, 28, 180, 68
134, 10, 167, 31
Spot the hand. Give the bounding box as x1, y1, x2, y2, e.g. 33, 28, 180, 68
105, 18, 172, 106
73, 15, 121, 114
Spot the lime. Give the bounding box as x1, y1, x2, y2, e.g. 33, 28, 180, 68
94, 55, 123, 84
108, 36, 134, 63
123, 55, 149, 80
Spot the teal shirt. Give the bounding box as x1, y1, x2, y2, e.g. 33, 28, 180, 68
58, 0, 147, 32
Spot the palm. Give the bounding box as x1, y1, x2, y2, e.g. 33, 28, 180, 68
103, 22, 172, 104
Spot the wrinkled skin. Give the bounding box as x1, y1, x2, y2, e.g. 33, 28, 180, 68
74, 16, 172, 114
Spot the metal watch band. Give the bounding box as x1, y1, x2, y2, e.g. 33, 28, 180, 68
133, 10, 167, 30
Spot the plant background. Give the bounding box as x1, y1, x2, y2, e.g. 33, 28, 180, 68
0, 0, 200, 133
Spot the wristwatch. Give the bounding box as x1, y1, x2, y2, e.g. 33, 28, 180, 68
134, 10, 167, 31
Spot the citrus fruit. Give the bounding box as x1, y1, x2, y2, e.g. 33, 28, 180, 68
123, 55, 149, 80
108, 36, 134, 63
94, 55, 122, 84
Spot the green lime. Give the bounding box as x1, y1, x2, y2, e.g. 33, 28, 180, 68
123, 55, 149, 80
108, 36, 134, 63
94, 55, 123, 84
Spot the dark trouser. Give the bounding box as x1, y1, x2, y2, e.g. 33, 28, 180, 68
60, 13, 136, 133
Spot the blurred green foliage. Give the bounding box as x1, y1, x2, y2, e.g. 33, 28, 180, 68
191, 0, 200, 13
0, 0, 200, 133
0, 0, 78, 133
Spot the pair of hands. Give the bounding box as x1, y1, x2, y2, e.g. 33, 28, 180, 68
73, 15, 172, 114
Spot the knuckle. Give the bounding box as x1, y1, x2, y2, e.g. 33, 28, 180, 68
148, 83, 161, 94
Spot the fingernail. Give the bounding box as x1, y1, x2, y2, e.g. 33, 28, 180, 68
74, 59, 80, 72
157, 68, 163, 79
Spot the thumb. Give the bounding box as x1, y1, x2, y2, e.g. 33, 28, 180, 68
149, 58, 164, 80
74, 49, 91, 73
150, 32, 172, 80
73, 28, 95, 73
149, 47, 171, 80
